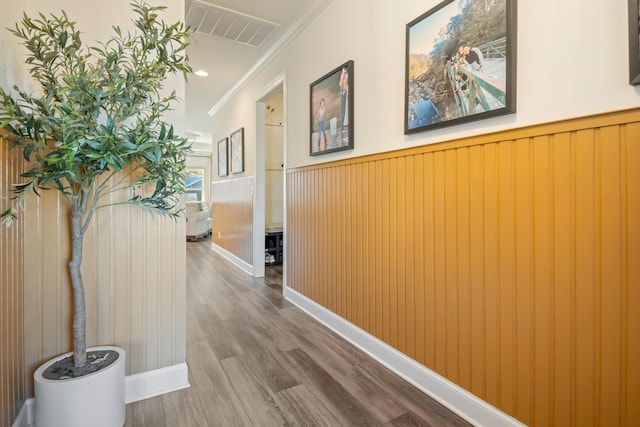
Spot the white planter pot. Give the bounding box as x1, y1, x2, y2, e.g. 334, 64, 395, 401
34, 346, 126, 427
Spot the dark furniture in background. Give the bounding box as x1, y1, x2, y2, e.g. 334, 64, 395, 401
265, 228, 283, 265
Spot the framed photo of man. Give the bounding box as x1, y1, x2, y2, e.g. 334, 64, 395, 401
309, 60, 354, 156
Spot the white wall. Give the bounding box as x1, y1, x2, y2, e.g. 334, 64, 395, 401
265, 124, 284, 228
265, 94, 284, 228
1, 0, 185, 135
211, 0, 640, 171
0, 2, 31, 94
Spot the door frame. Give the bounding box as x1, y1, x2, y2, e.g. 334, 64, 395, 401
253, 73, 286, 283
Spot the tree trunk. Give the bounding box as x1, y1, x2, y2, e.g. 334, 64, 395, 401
69, 207, 87, 368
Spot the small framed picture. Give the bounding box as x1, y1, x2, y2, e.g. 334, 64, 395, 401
405, 0, 517, 134
310, 60, 354, 156
217, 137, 228, 177
230, 127, 244, 174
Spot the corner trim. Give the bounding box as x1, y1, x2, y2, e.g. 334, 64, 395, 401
12, 363, 190, 427
283, 287, 526, 427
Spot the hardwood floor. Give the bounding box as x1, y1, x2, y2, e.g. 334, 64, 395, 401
124, 239, 473, 426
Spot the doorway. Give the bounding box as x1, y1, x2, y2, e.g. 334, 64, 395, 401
254, 78, 285, 281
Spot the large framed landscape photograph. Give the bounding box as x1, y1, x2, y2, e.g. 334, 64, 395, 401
405, 0, 517, 134
310, 60, 354, 156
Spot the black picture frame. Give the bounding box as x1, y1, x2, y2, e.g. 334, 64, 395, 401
217, 137, 228, 177
230, 127, 244, 174
310, 60, 354, 155
629, 0, 640, 85
404, 0, 517, 134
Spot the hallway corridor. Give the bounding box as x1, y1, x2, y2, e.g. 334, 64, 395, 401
124, 240, 472, 426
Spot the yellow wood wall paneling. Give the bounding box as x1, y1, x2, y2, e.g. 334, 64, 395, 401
514, 137, 534, 425
468, 144, 487, 401
455, 148, 471, 392
624, 122, 640, 425
356, 162, 364, 329
340, 166, 348, 318
380, 159, 391, 343
305, 172, 313, 301
348, 164, 356, 326
294, 172, 300, 290
532, 135, 553, 426
592, 128, 604, 427
408, 156, 418, 359
443, 150, 457, 383
286, 108, 640, 427
306, 171, 316, 302
335, 167, 342, 314
323, 168, 331, 309
211, 177, 254, 265
551, 132, 573, 427
618, 126, 630, 427
598, 125, 623, 426
432, 151, 446, 376
498, 141, 516, 414
574, 129, 597, 427
304, 171, 312, 301
319, 169, 326, 306
362, 162, 370, 332
481, 143, 499, 405
388, 158, 398, 350
423, 153, 436, 370
413, 154, 426, 365
328, 167, 336, 313
364, 163, 381, 333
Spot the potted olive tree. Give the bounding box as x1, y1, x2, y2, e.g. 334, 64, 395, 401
0, 2, 191, 426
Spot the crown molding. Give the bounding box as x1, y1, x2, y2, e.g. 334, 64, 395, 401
207, 0, 333, 117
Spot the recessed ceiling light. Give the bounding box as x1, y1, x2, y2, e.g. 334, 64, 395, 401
195, 70, 209, 77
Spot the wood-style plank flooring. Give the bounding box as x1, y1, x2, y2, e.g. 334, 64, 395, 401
125, 239, 473, 426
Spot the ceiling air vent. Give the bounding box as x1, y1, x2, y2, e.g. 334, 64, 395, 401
186, 0, 279, 48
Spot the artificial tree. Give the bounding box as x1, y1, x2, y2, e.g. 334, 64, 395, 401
0, 1, 191, 370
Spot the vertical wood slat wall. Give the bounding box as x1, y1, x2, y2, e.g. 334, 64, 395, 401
211, 177, 254, 265
287, 108, 640, 427
19, 189, 187, 396
0, 135, 26, 427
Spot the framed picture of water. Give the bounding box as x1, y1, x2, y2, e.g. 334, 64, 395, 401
404, 0, 517, 134
629, 0, 640, 85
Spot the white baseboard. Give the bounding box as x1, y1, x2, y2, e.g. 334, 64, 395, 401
283, 287, 526, 427
12, 363, 190, 427
209, 242, 255, 276
11, 398, 34, 427
125, 362, 190, 403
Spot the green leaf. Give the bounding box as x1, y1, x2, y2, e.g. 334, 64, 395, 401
59, 31, 68, 47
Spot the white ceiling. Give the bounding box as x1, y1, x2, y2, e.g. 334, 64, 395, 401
184, 0, 328, 144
